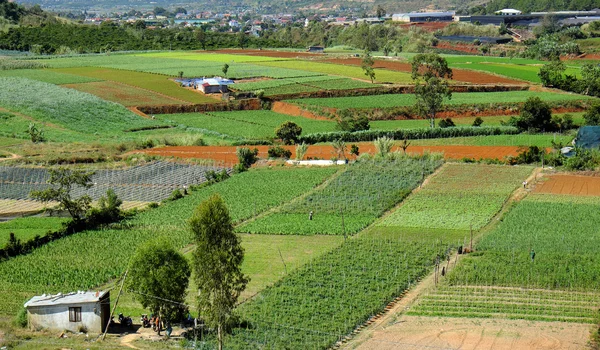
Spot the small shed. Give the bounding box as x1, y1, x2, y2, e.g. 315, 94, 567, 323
307, 46, 324, 53
24, 291, 110, 333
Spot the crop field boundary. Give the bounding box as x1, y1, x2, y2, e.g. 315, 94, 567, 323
339, 165, 540, 349
264, 84, 530, 101
136, 98, 261, 115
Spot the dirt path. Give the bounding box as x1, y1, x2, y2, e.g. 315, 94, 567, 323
120, 333, 140, 349
355, 316, 590, 350
341, 167, 542, 349
0, 152, 21, 162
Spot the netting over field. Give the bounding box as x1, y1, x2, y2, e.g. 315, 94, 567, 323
0, 162, 230, 202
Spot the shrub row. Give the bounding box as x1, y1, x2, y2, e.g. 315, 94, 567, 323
265, 84, 528, 101
298, 125, 519, 144
136, 99, 261, 115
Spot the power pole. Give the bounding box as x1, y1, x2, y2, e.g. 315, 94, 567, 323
102, 269, 128, 341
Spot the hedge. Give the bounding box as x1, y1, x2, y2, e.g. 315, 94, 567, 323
298, 126, 520, 144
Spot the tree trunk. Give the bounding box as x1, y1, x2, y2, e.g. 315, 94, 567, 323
218, 323, 223, 350
430, 115, 435, 128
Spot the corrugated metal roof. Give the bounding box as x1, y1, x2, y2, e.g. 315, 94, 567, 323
24, 291, 108, 308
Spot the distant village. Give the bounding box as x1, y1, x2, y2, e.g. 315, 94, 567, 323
73, 7, 600, 37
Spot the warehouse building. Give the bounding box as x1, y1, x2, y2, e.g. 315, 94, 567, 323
392, 12, 455, 23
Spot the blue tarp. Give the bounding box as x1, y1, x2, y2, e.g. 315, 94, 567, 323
575, 126, 600, 149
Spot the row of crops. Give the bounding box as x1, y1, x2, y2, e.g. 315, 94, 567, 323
289, 91, 595, 109
238, 155, 443, 235
0, 167, 337, 316
226, 227, 464, 349
378, 163, 534, 231
0, 162, 231, 202
0, 77, 163, 134
409, 192, 600, 323
230, 76, 380, 96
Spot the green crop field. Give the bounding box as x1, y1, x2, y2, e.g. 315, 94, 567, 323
65, 81, 185, 106
0, 77, 163, 135
0, 69, 102, 85
237, 155, 443, 235
50, 67, 216, 104
256, 60, 413, 83
155, 110, 336, 140
410, 134, 574, 147
449, 62, 581, 83
0, 217, 69, 246
231, 76, 341, 91
227, 226, 465, 349
379, 163, 533, 231
133, 51, 285, 63
409, 193, 600, 324
0, 167, 337, 316
290, 91, 594, 109
448, 194, 600, 290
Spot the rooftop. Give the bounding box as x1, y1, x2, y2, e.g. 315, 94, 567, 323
24, 291, 108, 308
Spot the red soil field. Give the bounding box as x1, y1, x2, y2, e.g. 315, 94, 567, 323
139, 144, 521, 166
203, 49, 322, 58
534, 174, 600, 196
324, 58, 524, 85
397, 22, 451, 32
435, 41, 480, 54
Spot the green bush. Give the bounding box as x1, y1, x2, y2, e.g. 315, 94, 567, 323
13, 307, 27, 328
472, 117, 484, 127
275, 121, 302, 145
438, 118, 455, 128
267, 146, 292, 159
584, 103, 600, 126
236, 147, 259, 169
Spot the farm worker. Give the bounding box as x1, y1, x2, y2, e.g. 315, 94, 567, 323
530, 249, 536, 262
309, 211, 313, 220
523, 180, 528, 188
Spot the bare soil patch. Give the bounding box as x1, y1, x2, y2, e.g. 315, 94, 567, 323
534, 174, 600, 196
139, 144, 520, 166
354, 316, 590, 350
271, 101, 330, 120
324, 58, 525, 85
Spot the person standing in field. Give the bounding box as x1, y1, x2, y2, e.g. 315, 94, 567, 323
530, 248, 536, 262
309, 211, 313, 220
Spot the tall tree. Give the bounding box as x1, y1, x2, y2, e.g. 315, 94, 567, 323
30, 168, 94, 221
127, 240, 190, 329
361, 50, 376, 83
411, 53, 453, 128
190, 194, 248, 350
195, 29, 207, 50
376, 5, 386, 18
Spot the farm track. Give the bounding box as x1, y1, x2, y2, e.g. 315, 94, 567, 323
340, 166, 541, 349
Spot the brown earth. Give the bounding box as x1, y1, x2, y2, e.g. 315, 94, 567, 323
203, 49, 323, 59
353, 316, 591, 350
435, 40, 480, 54
324, 58, 525, 85
138, 144, 521, 166
271, 101, 330, 120
533, 174, 600, 196
396, 22, 452, 32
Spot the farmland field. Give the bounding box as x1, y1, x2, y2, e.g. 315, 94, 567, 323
51, 67, 216, 104
0, 69, 102, 85
533, 174, 600, 196
133, 51, 286, 63
237, 155, 443, 235
256, 60, 414, 83
410, 134, 574, 147
155, 110, 336, 140
0, 166, 337, 316
231, 76, 342, 91
289, 91, 594, 109
379, 163, 533, 231
64, 81, 185, 106
0, 77, 163, 135
228, 226, 466, 349
410, 193, 600, 323
0, 217, 68, 246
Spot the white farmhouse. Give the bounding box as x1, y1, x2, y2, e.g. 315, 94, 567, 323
24, 291, 110, 333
